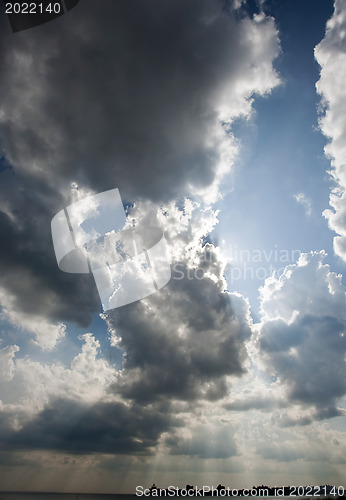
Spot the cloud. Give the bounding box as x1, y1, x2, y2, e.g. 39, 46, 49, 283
0, 288, 66, 351
0, 0, 279, 203
274, 406, 346, 428
293, 192, 312, 217
0, 196, 255, 459
0, 334, 178, 456
1, 0, 346, 489
0, 333, 116, 421
250, 413, 346, 467
104, 246, 253, 404
258, 252, 346, 415
0, 286, 249, 457
0, 398, 180, 455
227, 405, 346, 473
0, 173, 101, 335
0, 0, 282, 469
0, 0, 280, 341
315, 0, 346, 262
0, 217, 254, 455
97, 200, 253, 407
0, 345, 19, 382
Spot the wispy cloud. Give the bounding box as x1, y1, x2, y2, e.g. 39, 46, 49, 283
293, 192, 312, 217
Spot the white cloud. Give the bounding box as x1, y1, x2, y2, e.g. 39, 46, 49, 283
0, 1, 280, 204
0, 0, 285, 485
259, 251, 346, 322
258, 251, 346, 413
0, 288, 66, 351
0, 0, 281, 338
315, 0, 346, 262
0, 332, 117, 423
293, 192, 312, 217
0, 345, 19, 382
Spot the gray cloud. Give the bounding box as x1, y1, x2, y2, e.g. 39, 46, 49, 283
0, 0, 279, 333
0, 171, 99, 328
0, 0, 280, 464
261, 314, 346, 408
0, 204, 254, 459
0, 398, 181, 455
258, 252, 346, 418
275, 406, 346, 428
106, 260, 252, 404
0, 0, 279, 202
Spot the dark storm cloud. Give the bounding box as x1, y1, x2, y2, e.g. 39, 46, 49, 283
0, 170, 99, 326
260, 313, 346, 410
106, 264, 252, 404
256, 253, 346, 422
0, 0, 278, 201
0, 0, 278, 330
0, 398, 181, 455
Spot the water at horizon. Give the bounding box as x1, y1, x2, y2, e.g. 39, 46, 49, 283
0, 495, 326, 500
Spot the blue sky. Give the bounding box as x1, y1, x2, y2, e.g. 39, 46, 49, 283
216, 0, 340, 313
1, 0, 346, 494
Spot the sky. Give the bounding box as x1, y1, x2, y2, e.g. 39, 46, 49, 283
0, 0, 346, 494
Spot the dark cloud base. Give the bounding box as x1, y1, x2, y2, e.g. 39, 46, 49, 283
107, 265, 251, 405
0, 398, 181, 455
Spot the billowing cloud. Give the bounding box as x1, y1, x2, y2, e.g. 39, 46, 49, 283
315, 0, 346, 262
0, 1, 279, 202
258, 251, 346, 415
0, 398, 179, 455
0, 174, 100, 333
0, 288, 66, 351
0, 197, 254, 460
0, 0, 286, 485
0, 345, 19, 382
0, 334, 177, 456
0, 333, 116, 417
95, 199, 253, 405
106, 269, 252, 404
0, 0, 280, 341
